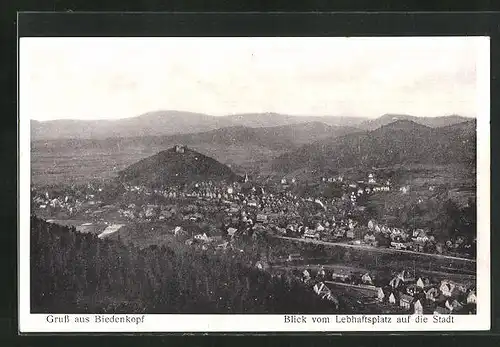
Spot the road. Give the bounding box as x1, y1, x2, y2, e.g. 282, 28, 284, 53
274, 236, 476, 263
98, 224, 125, 239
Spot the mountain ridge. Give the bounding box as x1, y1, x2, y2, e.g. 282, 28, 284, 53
358, 113, 473, 131
30, 110, 472, 141
271, 119, 476, 174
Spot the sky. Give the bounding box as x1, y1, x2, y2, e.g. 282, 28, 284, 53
20, 37, 488, 121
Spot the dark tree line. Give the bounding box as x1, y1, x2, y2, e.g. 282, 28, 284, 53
30, 216, 337, 314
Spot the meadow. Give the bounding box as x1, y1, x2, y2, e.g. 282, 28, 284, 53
30, 141, 285, 185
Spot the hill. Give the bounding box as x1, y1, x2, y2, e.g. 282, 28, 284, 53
31, 216, 339, 314
33, 122, 357, 152
271, 120, 476, 174
30, 111, 367, 141
118, 145, 239, 186
358, 114, 473, 131
217, 113, 366, 129
30, 110, 472, 141
256, 122, 360, 145
30, 111, 219, 140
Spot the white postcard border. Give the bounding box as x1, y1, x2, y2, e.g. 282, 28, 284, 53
18, 36, 491, 333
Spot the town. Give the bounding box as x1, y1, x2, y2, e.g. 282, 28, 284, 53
30, 145, 477, 316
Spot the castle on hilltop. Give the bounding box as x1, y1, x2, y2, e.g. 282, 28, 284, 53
174, 144, 187, 153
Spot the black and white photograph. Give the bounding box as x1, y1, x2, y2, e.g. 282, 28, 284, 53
19, 36, 490, 332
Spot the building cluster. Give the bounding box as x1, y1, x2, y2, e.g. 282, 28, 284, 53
293, 266, 476, 315
31, 170, 473, 259
31, 170, 477, 314
359, 220, 475, 256
31, 186, 104, 218
377, 271, 477, 315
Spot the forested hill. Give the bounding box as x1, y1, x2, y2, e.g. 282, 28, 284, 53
31, 217, 338, 314
118, 146, 240, 186
358, 114, 472, 130
272, 120, 476, 174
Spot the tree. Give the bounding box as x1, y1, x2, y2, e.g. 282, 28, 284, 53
31, 217, 339, 314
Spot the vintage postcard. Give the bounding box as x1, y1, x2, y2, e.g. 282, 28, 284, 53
19, 36, 490, 332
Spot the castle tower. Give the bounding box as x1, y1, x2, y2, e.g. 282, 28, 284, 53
174, 144, 185, 153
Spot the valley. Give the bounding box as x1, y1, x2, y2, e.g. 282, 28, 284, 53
30, 112, 478, 315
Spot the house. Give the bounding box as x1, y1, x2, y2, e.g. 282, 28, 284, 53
227, 227, 238, 238
397, 270, 415, 283
467, 290, 477, 304
313, 282, 331, 298
303, 229, 320, 240
332, 270, 351, 282
287, 253, 303, 262
346, 230, 355, 239
416, 277, 425, 289
389, 276, 403, 289
247, 200, 258, 207
413, 299, 424, 315
302, 269, 311, 282
400, 294, 413, 310
388, 292, 397, 305
361, 273, 373, 285
406, 284, 418, 296
364, 233, 376, 245
377, 287, 386, 302
194, 233, 210, 242
256, 214, 268, 223
313, 282, 339, 307
445, 299, 464, 312
440, 281, 456, 297
368, 173, 376, 184
425, 287, 440, 302
367, 220, 375, 230
173, 226, 185, 236
391, 242, 407, 250
255, 261, 270, 271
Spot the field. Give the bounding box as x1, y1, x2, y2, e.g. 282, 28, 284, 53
31, 141, 286, 185
31, 146, 155, 185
